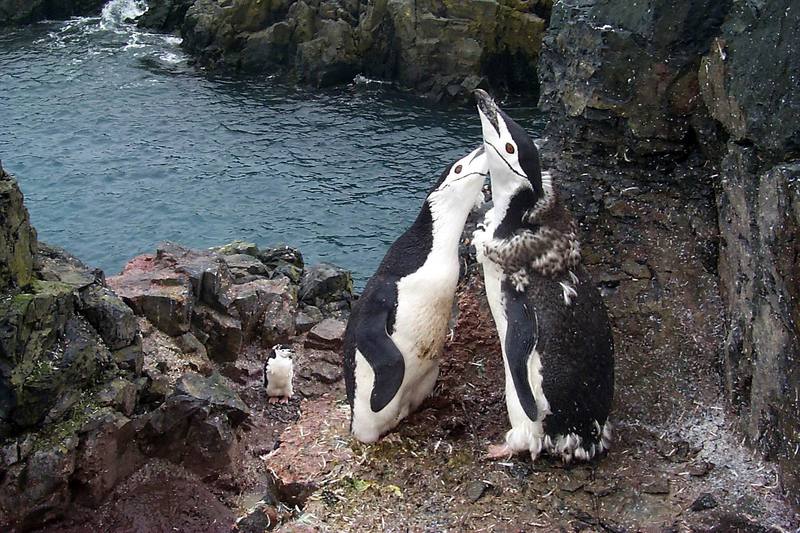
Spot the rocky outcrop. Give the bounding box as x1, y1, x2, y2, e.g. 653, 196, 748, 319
539, 0, 731, 157
538, 0, 800, 510
139, 0, 552, 100
109, 242, 349, 362
0, 0, 106, 25
0, 166, 36, 290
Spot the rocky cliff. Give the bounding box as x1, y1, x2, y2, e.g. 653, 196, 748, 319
138, 0, 551, 100
0, 0, 106, 25
538, 0, 800, 509
0, 168, 355, 529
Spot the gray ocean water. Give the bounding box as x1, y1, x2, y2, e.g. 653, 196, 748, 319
0, 0, 545, 286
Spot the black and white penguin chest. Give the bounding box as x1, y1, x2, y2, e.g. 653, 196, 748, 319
342, 203, 460, 443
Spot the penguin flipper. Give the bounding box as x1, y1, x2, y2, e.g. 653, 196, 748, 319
356, 284, 405, 413
502, 280, 539, 421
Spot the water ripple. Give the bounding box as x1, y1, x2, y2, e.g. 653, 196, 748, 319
0, 5, 544, 287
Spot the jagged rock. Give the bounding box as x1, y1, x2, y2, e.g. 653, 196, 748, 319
222, 253, 269, 281
78, 285, 139, 350
225, 278, 292, 341
174, 331, 208, 359
297, 18, 359, 87
136, 0, 196, 32
134, 373, 249, 473
299, 263, 353, 308
158, 242, 233, 310
213, 239, 260, 258
304, 318, 346, 351
97, 378, 138, 416
716, 145, 800, 506
72, 409, 140, 506
539, 0, 731, 156
0, 171, 36, 290
259, 245, 304, 283
699, 0, 800, 158
108, 255, 194, 337
0, 281, 113, 430
0, 0, 106, 25
35, 243, 97, 290
295, 305, 323, 333
261, 287, 298, 347
174, 372, 249, 425
191, 304, 243, 363
0, 435, 79, 529
112, 342, 144, 376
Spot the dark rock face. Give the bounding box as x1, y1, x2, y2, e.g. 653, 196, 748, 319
538, 0, 800, 510
717, 146, 800, 507
0, 0, 106, 25
539, 0, 731, 157
699, 0, 800, 159
139, 0, 551, 100
299, 262, 352, 310
0, 169, 36, 290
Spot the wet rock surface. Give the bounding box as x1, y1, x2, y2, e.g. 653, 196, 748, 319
0, 0, 106, 25
137, 0, 552, 100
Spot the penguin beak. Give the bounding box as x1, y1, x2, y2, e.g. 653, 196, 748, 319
474, 89, 500, 135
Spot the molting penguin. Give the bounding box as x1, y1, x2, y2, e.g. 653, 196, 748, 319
344, 147, 489, 443
472, 90, 614, 462
264, 345, 294, 404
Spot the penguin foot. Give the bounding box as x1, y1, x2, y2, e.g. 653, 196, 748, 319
485, 443, 514, 460
280, 396, 290, 404
268, 397, 280, 404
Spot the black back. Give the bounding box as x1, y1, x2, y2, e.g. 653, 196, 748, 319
343, 197, 437, 409
503, 266, 614, 445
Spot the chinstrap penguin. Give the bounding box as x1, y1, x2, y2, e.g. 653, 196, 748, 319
264, 344, 294, 404
344, 147, 489, 443
472, 89, 614, 462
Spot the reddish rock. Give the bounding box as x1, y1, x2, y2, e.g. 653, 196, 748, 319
304, 318, 346, 350
191, 304, 243, 363
108, 255, 193, 337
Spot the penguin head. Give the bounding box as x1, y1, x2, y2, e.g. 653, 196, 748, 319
474, 90, 543, 202
426, 146, 488, 216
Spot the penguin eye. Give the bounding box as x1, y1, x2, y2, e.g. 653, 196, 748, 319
505, 143, 515, 154
454, 165, 463, 174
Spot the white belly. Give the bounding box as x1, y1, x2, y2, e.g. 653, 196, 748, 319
478, 242, 550, 454
350, 261, 458, 443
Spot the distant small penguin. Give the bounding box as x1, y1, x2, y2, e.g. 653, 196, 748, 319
472, 90, 614, 462
264, 345, 294, 404
344, 147, 489, 443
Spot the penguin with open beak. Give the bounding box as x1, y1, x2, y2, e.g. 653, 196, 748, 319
473, 89, 614, 462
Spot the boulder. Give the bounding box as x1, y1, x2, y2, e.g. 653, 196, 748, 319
108, 255, 194, 337
222, 253, 270, 281
259, 244, 304, 283
78, 285, 139, 350
0, 281, 113, 430
304, 318, 346, 351
0, 435, 79, 529
295, 305, 323, 333
298, 263, 353, 308
157, 242, 233, 310
35, 243, 96, 290
135, 372, 249, 473
0, 171, 36, 290
191, 304, 243, 363
224, 277, 295, 343
136, 0, 196, 32
261, 293, 297, 347
213, 239, 260, 257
